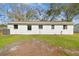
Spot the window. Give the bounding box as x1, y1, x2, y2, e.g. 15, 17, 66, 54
51, 25, 54, 29
39, 25, 43, 29
14, 24, 18, 29
27, 25, 32, 30
63, 25, 67, 29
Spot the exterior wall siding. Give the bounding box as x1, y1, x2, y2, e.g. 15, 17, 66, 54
7, 25, 73, 34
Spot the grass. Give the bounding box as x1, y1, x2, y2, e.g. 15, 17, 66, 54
0, 24, 7, 28
0, 33, 79, 48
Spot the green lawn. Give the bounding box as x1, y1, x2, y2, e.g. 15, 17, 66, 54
0, 33, 79, 48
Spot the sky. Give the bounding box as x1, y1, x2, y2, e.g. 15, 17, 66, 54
0, 3, 78, 24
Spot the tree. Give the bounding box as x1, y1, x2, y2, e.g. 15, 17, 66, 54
46, 3, 79, 22
46, 3, 62, 21
0, 4, 37, 22
34, 8, 47, 21
62, 3, 79, 21
25, 8, 37, 20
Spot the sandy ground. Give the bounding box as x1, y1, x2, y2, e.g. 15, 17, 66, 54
0, 39, 79, 56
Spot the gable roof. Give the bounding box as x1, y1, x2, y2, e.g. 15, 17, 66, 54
8, 21, 73, 25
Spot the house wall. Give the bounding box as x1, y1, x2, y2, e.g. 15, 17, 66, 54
7, 24, 73, 34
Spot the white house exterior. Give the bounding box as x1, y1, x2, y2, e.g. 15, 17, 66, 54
7, 21, 73, 34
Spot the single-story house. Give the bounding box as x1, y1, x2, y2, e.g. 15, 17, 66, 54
7, 21, 73, 34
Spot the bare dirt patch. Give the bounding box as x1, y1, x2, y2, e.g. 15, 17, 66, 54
0, 39, 79, 56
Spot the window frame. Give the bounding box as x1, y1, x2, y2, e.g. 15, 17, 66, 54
27, 25, 32, 30
51, 25, 54, 29
39, 25, 43, 29
63, 25, 67, 30
14, 24, 18, 29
